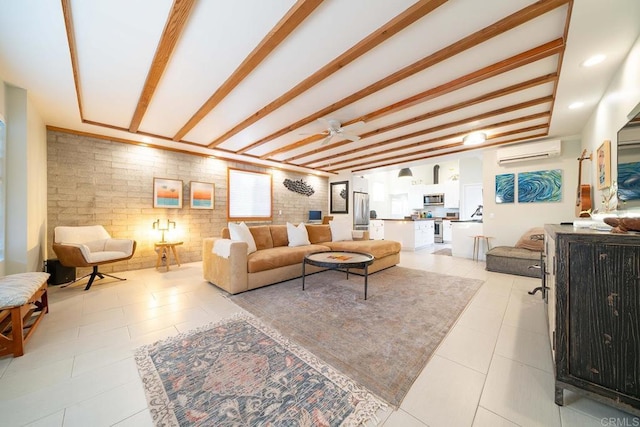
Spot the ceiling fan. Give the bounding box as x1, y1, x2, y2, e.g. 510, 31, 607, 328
313, 118, 364, 145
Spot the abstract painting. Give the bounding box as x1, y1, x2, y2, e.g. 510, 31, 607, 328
190, 181, 214, 209
518, 169, 562, 203
495, 173, 515, 204
597, 140, 611, 189
617, 161, 640, 201
153, 178, 183, 208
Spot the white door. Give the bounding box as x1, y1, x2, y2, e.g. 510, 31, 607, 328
461, 184, 483, 220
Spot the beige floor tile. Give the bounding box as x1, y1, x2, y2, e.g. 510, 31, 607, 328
382, 409, 428, 426
480, 355, 561, 427
23, 409, 65, 427
401, 355, 486, 427
112, 409, 154, 427
436, 324, 497, 374
494, 324, 553, 373
0, 357, 73, 400
472, 406, 520, 427
454, 303, 505, 340
63, 379, 147, 427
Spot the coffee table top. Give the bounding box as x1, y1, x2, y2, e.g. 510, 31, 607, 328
304, 251, 374, 268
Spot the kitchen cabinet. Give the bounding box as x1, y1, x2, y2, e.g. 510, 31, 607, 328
443, 220, 452, 242
545, 225, 640, 416
369, 220, 384, 240
384, 220, 433, 251
443, 182, 460, 208
409, 184, 426, 209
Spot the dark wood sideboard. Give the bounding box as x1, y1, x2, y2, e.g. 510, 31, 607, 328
544, 224, 640, 416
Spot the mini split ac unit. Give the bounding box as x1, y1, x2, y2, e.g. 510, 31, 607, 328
496, 139, 561, 165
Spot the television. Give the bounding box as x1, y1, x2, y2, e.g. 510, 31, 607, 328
308, 210, 322, 222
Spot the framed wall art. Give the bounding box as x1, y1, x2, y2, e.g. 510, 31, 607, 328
495, 173, 515, 204
517, 169, 562, 203
330, 181, 349, 214
597, 139, 611, 189
153, 178, 183, 208
190, 181, 214, 209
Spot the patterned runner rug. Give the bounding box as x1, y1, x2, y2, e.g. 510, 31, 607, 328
134, 314, 385, 426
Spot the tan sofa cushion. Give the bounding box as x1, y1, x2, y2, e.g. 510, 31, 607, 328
322, 239, 401, 259
306, 224, 332, 244
247, 244, 329, 273
270, 225, 288, 247
221, 227, 230, 239
249, 226, 274, 250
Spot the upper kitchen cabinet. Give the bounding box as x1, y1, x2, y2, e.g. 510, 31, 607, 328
444, 182, 460, 208
409, 184, 426, 209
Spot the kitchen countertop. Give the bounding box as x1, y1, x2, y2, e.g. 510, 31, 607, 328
451, 219, 483, 223
378, 217, 459, 221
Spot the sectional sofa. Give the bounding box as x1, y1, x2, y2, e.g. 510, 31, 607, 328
203, 224, 401, 294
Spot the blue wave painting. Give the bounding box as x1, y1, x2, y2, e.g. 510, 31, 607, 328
495, 173, 515, 203
518, 169, 562, 203
617, 162, 640, 201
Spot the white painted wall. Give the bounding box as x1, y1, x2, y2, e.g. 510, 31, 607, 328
5, 84, 47, 274
482, 140, 581, 248
582, 34, 640, 211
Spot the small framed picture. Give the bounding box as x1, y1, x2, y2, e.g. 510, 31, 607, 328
153, 178, 183, 208
190, 181, 214, 209
597, 140, 611, 189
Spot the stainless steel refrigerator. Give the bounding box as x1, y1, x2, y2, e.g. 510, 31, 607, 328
353, 191, 370, 230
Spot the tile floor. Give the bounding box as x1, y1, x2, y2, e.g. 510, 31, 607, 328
1, 247, 638, 426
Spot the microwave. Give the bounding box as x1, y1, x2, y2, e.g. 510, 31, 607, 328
424, 193, 444, 205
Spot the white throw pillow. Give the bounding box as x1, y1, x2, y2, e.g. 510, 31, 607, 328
228, 222, 257, 254
329, 219, 353, 242
286, 222, 310, 247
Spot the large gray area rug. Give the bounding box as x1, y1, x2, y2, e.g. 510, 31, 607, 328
231, 266, 484, 408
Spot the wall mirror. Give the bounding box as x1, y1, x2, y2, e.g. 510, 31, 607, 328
616, 102, 640, 206
330, 181, 349, 214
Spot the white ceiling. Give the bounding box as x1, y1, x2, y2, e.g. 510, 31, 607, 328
1, 0, 639, 176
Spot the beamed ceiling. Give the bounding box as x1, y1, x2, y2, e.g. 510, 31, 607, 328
1, 0, 639, 176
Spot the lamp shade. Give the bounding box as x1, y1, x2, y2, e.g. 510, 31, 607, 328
398, 168, 413, 178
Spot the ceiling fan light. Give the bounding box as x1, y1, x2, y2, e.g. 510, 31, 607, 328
463, 132, 487, 146
398, 168, 413, 178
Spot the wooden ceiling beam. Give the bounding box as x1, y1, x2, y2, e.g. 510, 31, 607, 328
129, 0, 196, 133
336, 124, 549, 173
172, 0, 324, 141
206, 0, 448, 150
299, 97, 552, 167
281, 73, 557, 163
61, 0, 84, 121
321, 113, 550, 171
235, 0, 569, 154
265, 60, 558, 161
350, 132, 550, 173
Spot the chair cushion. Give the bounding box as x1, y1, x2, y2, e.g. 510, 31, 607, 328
55, 225, 111, 244
0, 272, 50, 308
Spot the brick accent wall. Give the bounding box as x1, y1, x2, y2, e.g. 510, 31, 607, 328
46, 130, 328, 274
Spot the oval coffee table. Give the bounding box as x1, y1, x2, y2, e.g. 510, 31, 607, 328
302, 251, 375, 300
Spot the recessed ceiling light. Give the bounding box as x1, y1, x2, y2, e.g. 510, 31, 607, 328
581, 54, 606, 67
463, 132, 487, 146
569, 101, 584, 110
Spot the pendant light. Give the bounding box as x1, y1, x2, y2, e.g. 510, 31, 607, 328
398, 168, 413, 178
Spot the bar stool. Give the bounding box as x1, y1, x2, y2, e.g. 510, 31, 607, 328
472, 235, 492, 261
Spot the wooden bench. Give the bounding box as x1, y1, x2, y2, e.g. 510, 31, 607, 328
0, 272, 50, 357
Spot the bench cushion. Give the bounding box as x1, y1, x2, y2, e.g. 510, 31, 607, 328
0, 272, 50, 308
486, 246, 541, 278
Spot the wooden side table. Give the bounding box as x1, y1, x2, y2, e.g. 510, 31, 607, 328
472, 235, 492, 261
155, 241, 183, 271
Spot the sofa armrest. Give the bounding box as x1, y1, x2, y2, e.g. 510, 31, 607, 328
202, 238, 249, 294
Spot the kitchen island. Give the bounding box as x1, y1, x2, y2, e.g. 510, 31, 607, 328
382, 219, 434, 251
451, 220, 485, 260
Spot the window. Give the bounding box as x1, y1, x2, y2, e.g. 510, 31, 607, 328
227, 168, 272, 221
